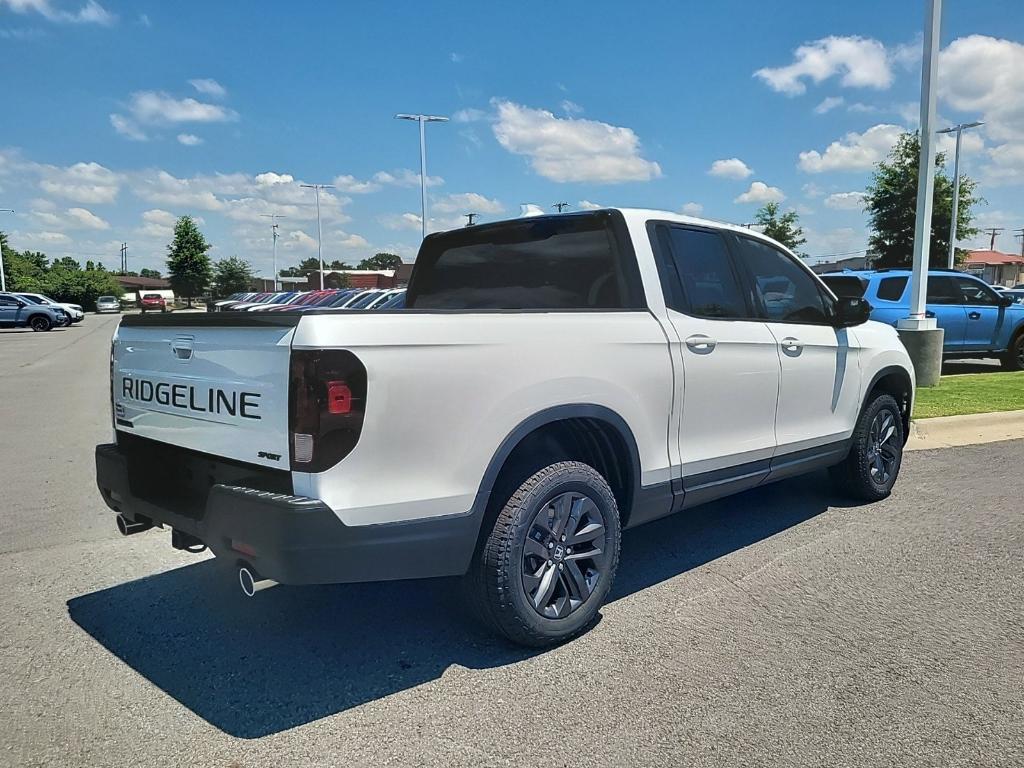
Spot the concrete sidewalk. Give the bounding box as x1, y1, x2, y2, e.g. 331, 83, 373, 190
907, 409, 1024, 451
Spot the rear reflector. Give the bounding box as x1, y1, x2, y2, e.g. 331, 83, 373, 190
293, 433, 314, 463
327, 381, 352, 414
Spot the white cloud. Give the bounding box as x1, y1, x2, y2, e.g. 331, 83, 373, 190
824, 191, 867, 210
561, 100, 584, 116
254, 172, 293, 187
332, 174, 380, 194
453, 107, 487, 123
491, 99, 661, 183
0, 0, 115, 25
981, 143, 1024, 187
123, 91, 237, 125
520, 204, 545, 217
66, 206, 109, 229
288, 229, 318, 251
450, 52, 464, 64
379, 212, 423, 231
734, 181, 785, 204
39, 161, 120, 203
372, 169, 444, 188
708, 157, 753, 179
755, 36, 892, 96
110, 113, 147, 141
680, 202, 704, 215
803, 226, 863, 258
432, 192, 503, 215
798, 123, 903, 173
188, 78, 226, 98
814, 96, 844, 114
177, 133, 203, 146
801, 182, 824, 198
578, 200, 603, 210
331, 230, 369, 249
142, 208, 177, 226
939, 36, 1024, 143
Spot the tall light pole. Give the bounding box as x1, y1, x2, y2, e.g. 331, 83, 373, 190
897, 0, 945, 387
938, 120, 984, 268
0, 209, 13, 292
395, 113, 449, 241
299, 183, 334, 290
260, 213, 287, 291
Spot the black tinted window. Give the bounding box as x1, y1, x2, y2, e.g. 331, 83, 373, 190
0, 296, 21, 307
954, 276, 998, 306
820, 275, 867, 299
656, 226, 749, 318
407, 214, 644, 310
876, 276, 908, 302
736, 237, 831, 324
926, 277, 960, 305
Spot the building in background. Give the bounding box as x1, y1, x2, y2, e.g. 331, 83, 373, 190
964, 249, 1024, 287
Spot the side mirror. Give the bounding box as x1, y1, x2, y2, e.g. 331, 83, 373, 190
833, 296, 872, 327
998, 294, 1013, 308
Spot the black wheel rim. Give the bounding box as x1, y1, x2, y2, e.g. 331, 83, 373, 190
866, 409, 900, 486
1016, 338, 1024, 367
521, 491, 607, 619
31, 318, 47, 331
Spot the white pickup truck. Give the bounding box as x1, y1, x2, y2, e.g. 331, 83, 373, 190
96, 208, 914, 646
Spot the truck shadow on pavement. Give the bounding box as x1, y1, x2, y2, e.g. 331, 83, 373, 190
68, 471, 855, 739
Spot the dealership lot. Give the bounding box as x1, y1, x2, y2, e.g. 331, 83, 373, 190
2, 313, 1022, 767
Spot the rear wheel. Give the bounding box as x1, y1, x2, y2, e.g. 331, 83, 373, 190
830, 393, 904, 501
1001, 332, 1024, 371
29, 315, 52, 332
468, 461, 621, 647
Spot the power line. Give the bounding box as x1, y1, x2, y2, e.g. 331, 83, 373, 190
464, 212, 478, 227
552, 202, 570, 213
982, 227, 1004, 250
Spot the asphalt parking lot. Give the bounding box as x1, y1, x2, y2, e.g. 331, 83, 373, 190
2, 313, 1022, 767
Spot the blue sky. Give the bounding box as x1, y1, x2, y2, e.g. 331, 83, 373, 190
1, 0, 1022, 275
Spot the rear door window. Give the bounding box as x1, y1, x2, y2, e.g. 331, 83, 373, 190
876, 276, 908, 302
651, 224, 751, 318
407, 212, 644, 310
926, 277, 961, 305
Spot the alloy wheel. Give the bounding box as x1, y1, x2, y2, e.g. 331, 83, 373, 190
866, 409, 900, 486
521, 491, 607, 619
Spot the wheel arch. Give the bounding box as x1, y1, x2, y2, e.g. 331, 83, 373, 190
468, 404, 642, 555
27, 312, 51, 329
863, 365, 914, 443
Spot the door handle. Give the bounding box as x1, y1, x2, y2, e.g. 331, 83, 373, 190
968, 311, 981, 320
780, 337, 803, 356
684, 334, 717, 354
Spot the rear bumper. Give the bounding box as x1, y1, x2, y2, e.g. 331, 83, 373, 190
95, 443, 480, 585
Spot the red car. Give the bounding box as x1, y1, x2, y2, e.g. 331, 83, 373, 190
139, 293, 167, 313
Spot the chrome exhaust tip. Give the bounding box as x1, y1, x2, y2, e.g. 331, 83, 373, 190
116, 514, 152, 536
238, 565, 278, 597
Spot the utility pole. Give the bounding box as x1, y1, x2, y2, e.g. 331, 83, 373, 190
982, 227, 1004, 251
260, 213, 287, 291
1013, 228, 1024, 258
897, 0, 944, 387
120, 242, 128, 274
395, 113, 449, 241
553, 202, 570, 213
0, 209, 13, 292
299, 183, 334, 290
464, 213, 478, 227
938, 121, 983, 268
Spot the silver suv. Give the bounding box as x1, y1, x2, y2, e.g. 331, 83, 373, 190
0, 292, 67, 331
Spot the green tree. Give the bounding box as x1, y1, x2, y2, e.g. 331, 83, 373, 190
357, 252, 403, 271
754, 202, 806, 252
328, 259, 353, 270
865, 131, 981, 268
165, 215, 213, 307
212, 256, 256, 297
140, 267, 162, 279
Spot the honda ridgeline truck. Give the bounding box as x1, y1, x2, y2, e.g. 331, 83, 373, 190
96, 209, 915, 646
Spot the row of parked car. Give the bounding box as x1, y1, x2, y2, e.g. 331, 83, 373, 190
212, 287, 406, 313
0, 291, 87, 331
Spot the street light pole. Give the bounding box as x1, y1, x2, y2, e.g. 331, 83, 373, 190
938, 120, 983, 268
299, 183, 334, 290
0, 209, 13, 292
395, 113, 449, 241
896, 0, 945, 387
260, 213, 287, 291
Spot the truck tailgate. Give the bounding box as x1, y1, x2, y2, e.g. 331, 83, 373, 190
112, 315, 296, 470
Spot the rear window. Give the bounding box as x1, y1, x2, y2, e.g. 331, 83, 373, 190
406, 212, 645, 310
820, 275, 868, 299
876, 276, 908, 302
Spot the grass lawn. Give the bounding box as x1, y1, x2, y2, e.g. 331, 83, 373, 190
913, 370, 1024, 419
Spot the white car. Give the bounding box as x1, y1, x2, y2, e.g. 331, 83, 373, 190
15, 292, 84, 325
97, 208, 915, 646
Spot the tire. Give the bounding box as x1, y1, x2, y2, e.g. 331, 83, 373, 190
830, 393, 904, 501
1001, 332, 1024, 371
467, 461, 621, 647
29, 315, 52, 332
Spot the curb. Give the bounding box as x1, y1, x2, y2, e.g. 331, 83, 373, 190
906, 409, 1024, 451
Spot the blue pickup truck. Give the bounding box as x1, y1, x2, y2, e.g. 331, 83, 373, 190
820, 270, 1024, 371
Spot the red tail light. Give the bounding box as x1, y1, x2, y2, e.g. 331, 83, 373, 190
288, 350, 367, 472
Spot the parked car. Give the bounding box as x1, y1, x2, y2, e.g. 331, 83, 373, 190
212, 292, 255, 312
376, 290, 406, 309
0, 292, 67, 331
819, 269, 1024, 370
15, 292, 84, 325
1001, 289, 1024, 305
96, 296, 121, 313
139, 293, 167, 313
99, 208, 914, 647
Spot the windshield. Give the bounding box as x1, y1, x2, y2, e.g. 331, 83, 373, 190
98, 296, 117, 302
18, 294, 48, 305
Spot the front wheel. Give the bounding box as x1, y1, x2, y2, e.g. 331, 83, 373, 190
468, 461, 621, 647
830, 393, 904, 501
1001, 332, 1024, 371
29, 315, 52, 332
